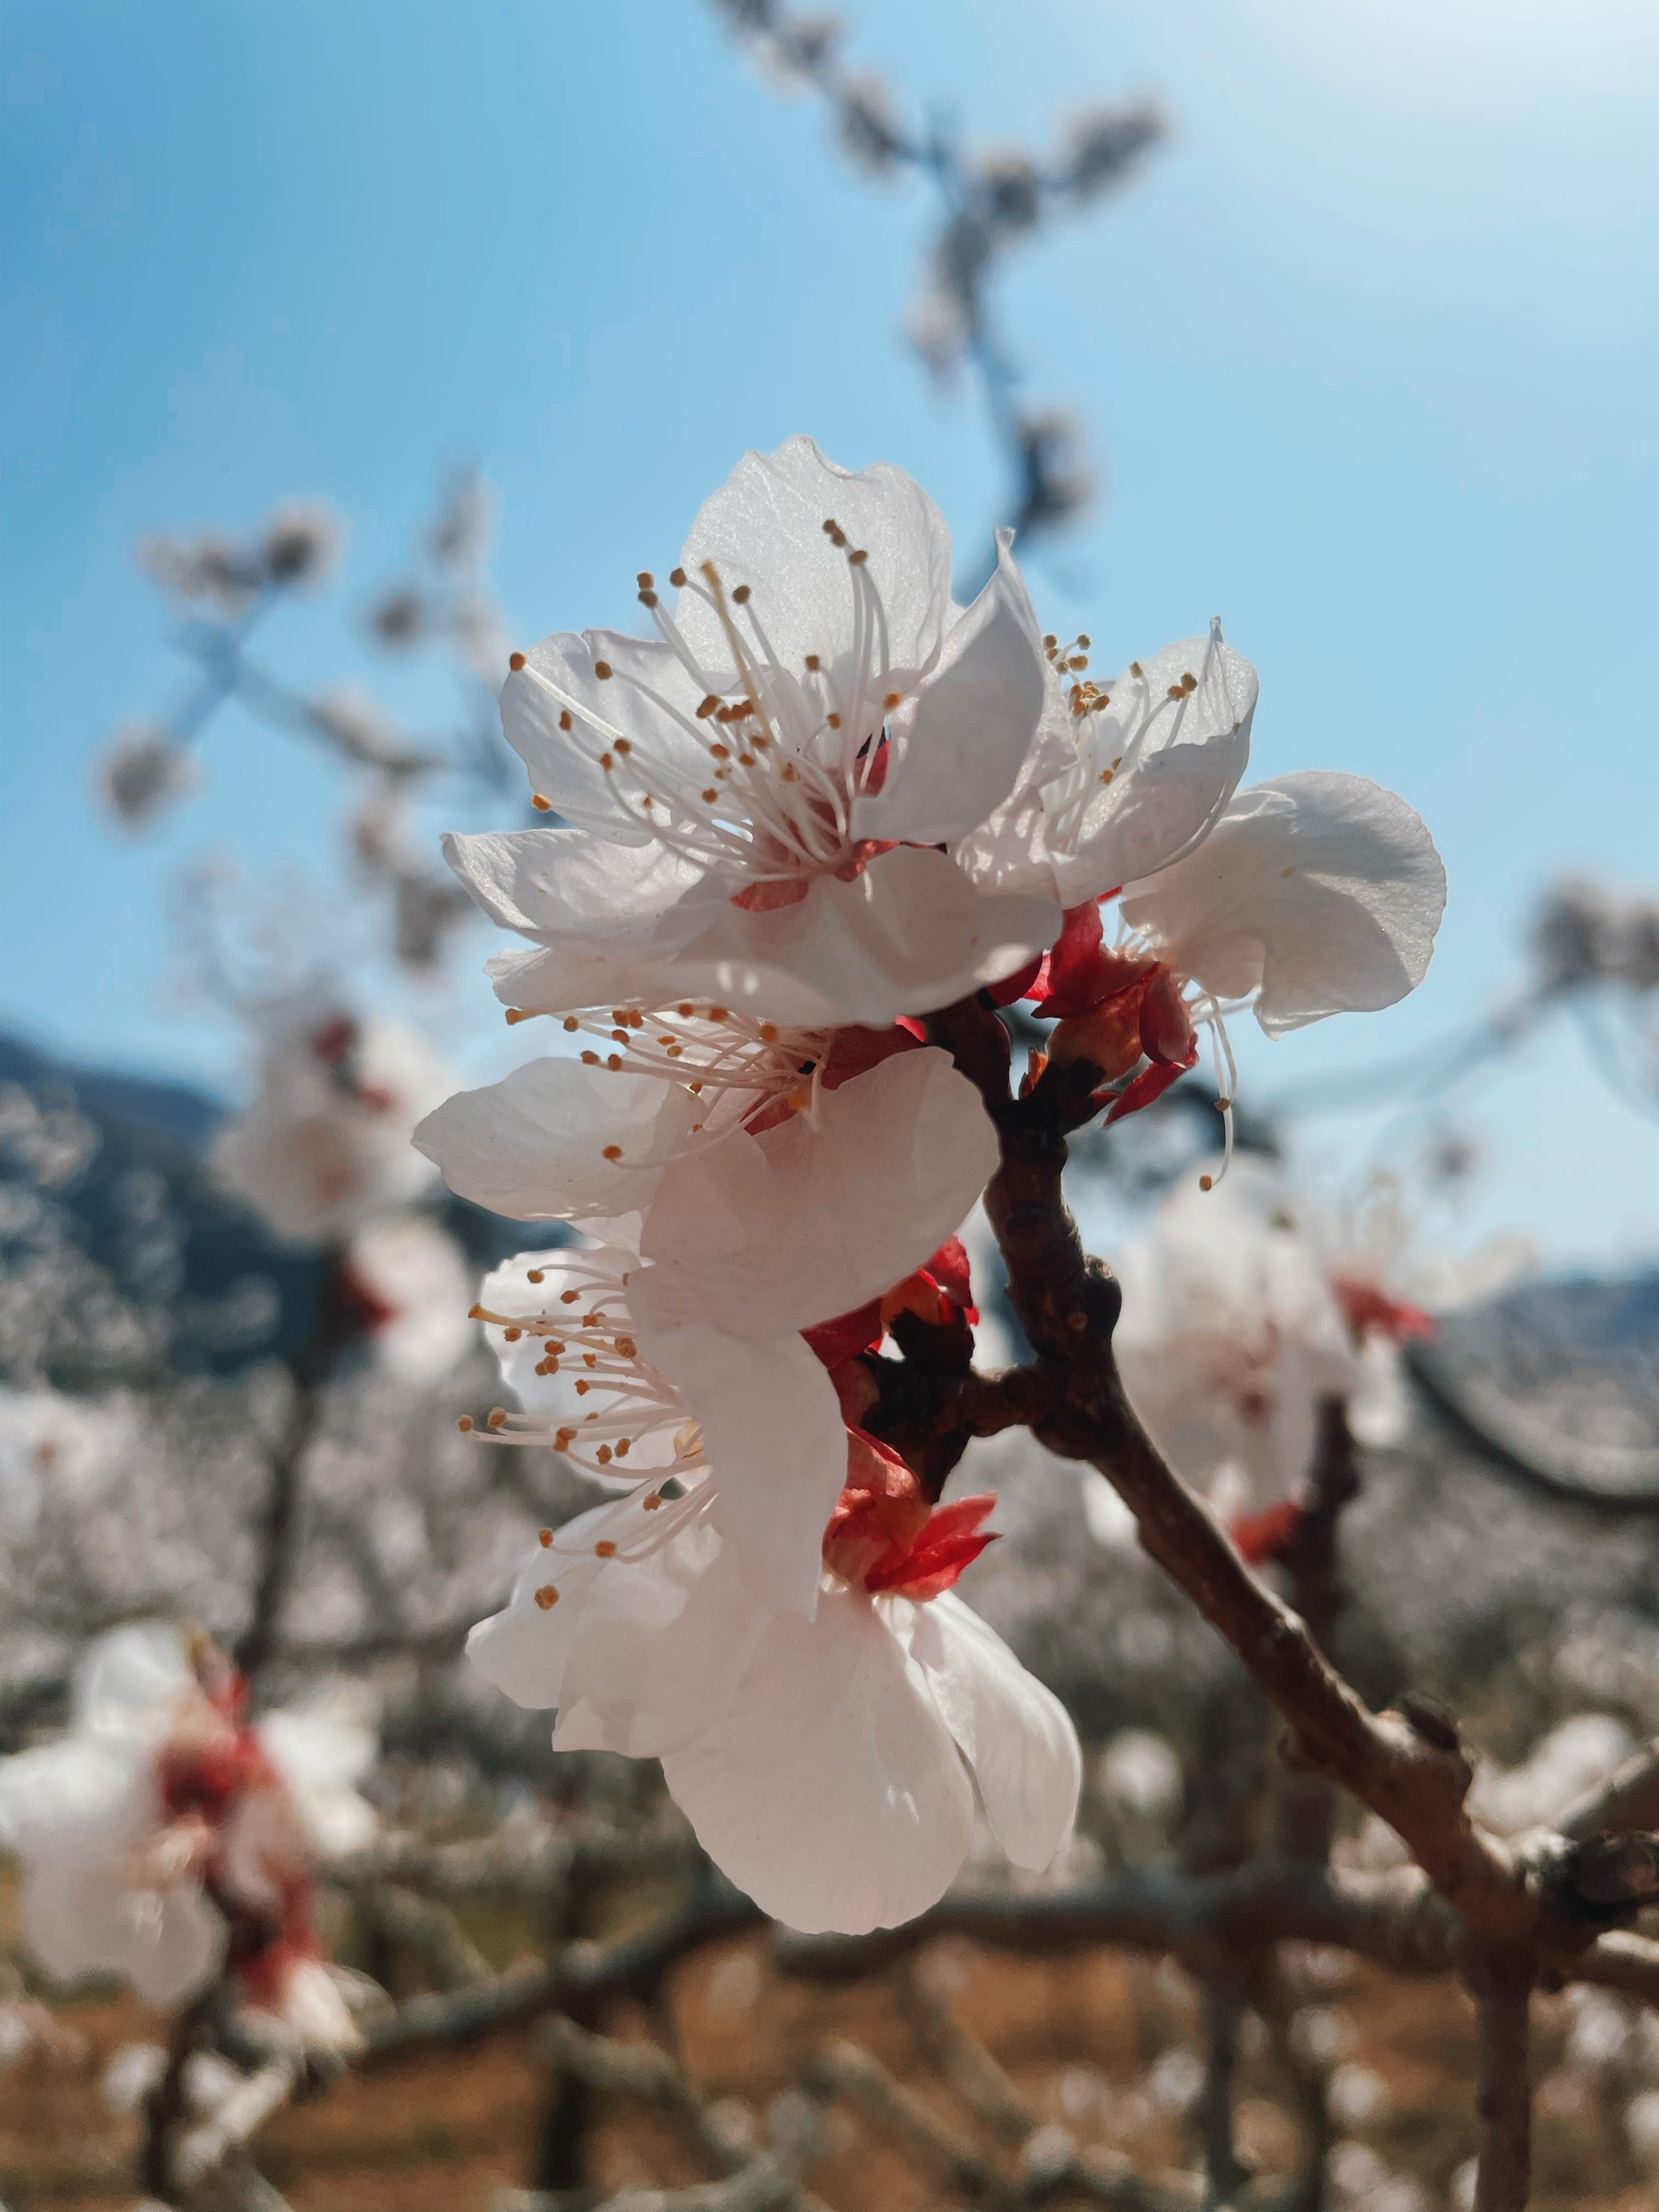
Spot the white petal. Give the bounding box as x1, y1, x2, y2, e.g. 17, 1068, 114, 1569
257, 1692, 380, 1859
659, 844, 1062, 1027
72, 1622, 192, 1738
501, 631, 715, 842
636, 1048, 1000, 1338
1051, 630, 1256, 902
415, 1059, 695, 1222
906, 1591, 1081, 1870
465, 1502, 620, 1709
663, 1583, 975, 1933
624, 1316, 847, 1615
1120, 771, 1446, 1033
852, 533, 1047, 847
554, 1521, 770, 1757
673, 436, 953, 690
441, 826, 705, 952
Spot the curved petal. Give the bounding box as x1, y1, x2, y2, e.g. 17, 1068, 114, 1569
441, 826, 705, 952
1120, 771, 1446, 1034
414, 1058, 696, 1222
501, 630, 716, 842
662, 1584, 975, 1933
72, 1621, 192, 1738
622, 1315, 848, 1615
673, 436, 954, 692
659, 845, 1062, 1027
635, 1048, 1000, 1339
906, 1592, 1081, 1870
554, 1520, 770, 1758
465, 1501, 622, 1710
853, 533, 1047, 847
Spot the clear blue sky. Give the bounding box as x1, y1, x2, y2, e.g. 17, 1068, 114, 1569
3, 0, 1657, 1267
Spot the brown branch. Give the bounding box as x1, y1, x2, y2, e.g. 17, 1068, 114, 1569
1194, 1974, 1249, 2207
362, 1883, 763, 2062
1470, 1962, 1532, 2212
1559, 1737, 1659, 1843
1569, 1929, 1659, 2005
905, 995, 1529, 1947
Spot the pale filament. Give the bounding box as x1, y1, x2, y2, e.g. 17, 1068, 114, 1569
543, 1001, 831, 1141
1043, 617, 1227, 856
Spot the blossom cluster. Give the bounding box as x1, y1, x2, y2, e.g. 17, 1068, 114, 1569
415, 438, 1446, 1935
0, 1624, 376, 2048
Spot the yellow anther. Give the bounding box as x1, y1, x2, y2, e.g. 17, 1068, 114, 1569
595, 1539, 617, 1558
531, 792, 553, 810
527, 1269, 545, 1283
574, 1379, 591, 1395
643, 1492, 662, 1510
596, 1445, 612, 1465
457, 1416, 474, 1433
616, 1336, 637, 1357
554, 1426, 577, 1450
488, 1407, 507, 1429
758, 1022, 778, 1042
602, 1143, 622, 1160
883, 690, 902, 709
539, 1527, 554, 1547
535, 1585, 560, 1609
561, 1289, 580, 1305
562, 1016, 579, 1031
581, 1049, 599, 1065
505, 1008, 532, 1024
503, 1326, 522, 1343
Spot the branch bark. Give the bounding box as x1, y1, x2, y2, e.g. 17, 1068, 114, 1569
1470, 1963, 1531, 2212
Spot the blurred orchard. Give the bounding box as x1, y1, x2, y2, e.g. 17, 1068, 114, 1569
4, 8, 1659, 2212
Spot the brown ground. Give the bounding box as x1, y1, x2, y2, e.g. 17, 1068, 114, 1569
4, 1919, 1658, 2211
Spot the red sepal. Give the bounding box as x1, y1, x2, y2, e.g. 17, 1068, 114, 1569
1229, 1497, 1307, 1567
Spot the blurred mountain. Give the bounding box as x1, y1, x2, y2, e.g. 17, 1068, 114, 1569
0, 1028, 553, 1387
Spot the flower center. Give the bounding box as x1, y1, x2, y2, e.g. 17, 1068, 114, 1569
516, 533, 911, 893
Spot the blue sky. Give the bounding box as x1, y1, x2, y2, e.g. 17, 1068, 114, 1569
3, 0, 1657, 1266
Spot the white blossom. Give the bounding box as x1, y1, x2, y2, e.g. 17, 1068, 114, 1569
0, 1625, 376, 2043
1104, 1159, 1359, 1545
211, 981, 453, 1246
469, 1431, 1080, 1933
443, 437, 1063, 1027
958, 619, 1257, 911
465, 1047, 999, 1615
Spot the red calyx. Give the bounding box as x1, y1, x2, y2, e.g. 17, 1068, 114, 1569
801, 1233, 979, 1370
1229, 1497, 1308, 1568
1019, 903, 1199, 1123
1332, 1274, 1438, 1344
822, 1428, 998, 1599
